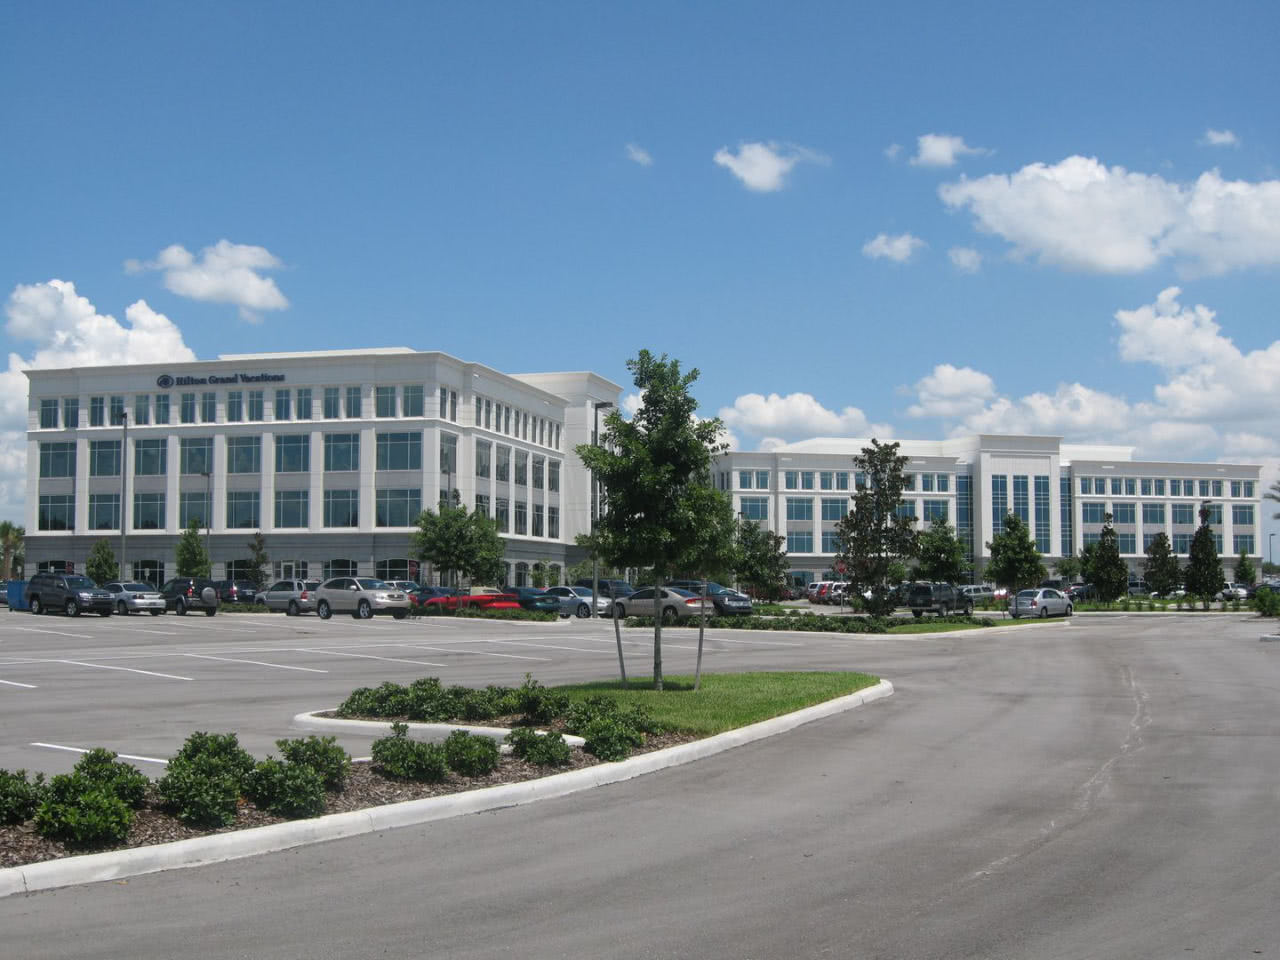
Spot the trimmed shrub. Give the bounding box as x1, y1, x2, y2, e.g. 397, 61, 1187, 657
371, 723, 448, 782
275, 736, 350, 790
34, 774, 133, 846
515, 674, 570, 725
0, 768, 49, 825
623, 614, 890, 634
505, 727, 571, 767
457, 608, 558, 622
157, 732, 256, 827
245, 759, 327, 818
73, 748, 149, 809
579, 716, 645, 762
337, 681, 410, 718
1254, 586, 1280, 618
170, 732, 256, 782
442, 730, 500, 776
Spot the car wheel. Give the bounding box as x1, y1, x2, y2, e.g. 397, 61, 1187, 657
30, 597, 42, 615
1065, 604, 1074, 617
204, 606, 216, 617
150, 609, 162, 616
912, 610, 923, 619
65, 599, 79, 617
99, 609, 112, 617
661, 606, 678, 624
287, 601, 299, 617
940, 603, 950, 617
357, 600, 372, 619
175, 599, 187, 616
1039, 606, 1048, 619
392, 609, 407, 620
317, 600, 331, 620
614, 603, 626, 619
576, 603, 589, 619
117, 601, 128, 615
962, 603, 973, 617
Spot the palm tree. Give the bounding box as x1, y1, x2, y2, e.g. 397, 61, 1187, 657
1267, 479, 1280, 519
0, 521, 23, 580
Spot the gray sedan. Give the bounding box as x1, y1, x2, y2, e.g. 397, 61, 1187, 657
544, 585, 608, 618
1009, 588, 1073, 618
612, 587, 716, 622
103, 581, 166, 616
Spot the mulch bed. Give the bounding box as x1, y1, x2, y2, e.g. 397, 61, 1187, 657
0, 731, 700, 871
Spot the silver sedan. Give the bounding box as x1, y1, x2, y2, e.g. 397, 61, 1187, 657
1009, 587, 1073, 618
102, 581, 166, 616
544, 585, 609, 618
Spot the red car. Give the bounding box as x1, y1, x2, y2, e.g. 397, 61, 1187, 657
411, 587, 520, 613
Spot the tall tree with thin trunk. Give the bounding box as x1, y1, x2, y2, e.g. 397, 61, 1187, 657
1143, 531, 1181, 598
985, 514, 1046, 597
0, 521, 22, 581
835, 440, 918, 616
1185, 502, 1224, 604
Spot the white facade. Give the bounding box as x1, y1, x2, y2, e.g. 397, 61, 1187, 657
25, 349, 620, 586
713, 434, 1264, 584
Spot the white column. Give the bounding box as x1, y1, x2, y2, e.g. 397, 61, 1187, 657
260, 432, 275, 531
74, 437, 90, 536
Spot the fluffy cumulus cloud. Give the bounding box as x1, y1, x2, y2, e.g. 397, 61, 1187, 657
625, 143, 653, 167
0, 280, 196, 518
125, 240, 289, 322
907, 364, 997, 418
718, 392, 892, 446
1201, 128, 1239, 147
713, 141, 829, 192
947, 246, 982, 273
910, 133, 990, 168
862, 232, 926, 263
939, 156, 1280, 275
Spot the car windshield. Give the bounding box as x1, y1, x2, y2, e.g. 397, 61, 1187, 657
65, 576, 96, 589
357, 579, 390, 590
305, 581, 320, 590
123, 583, 153, 591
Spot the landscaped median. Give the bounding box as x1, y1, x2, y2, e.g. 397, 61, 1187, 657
0, 671, 887, 896
623, 612, 1055, 634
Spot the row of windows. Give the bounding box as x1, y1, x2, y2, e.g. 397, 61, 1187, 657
1079, 502, 1246, 526
472, 393, 561, 450
474, 440, 560, 490
1076, 531, 1257, 555
1077, 476, 1255, 499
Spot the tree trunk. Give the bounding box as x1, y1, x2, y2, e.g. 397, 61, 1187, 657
694, 579, 706, 691
653, 586, 663, 691
613, 598, 627, 687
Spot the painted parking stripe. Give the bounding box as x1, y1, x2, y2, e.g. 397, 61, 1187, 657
31, 743, 169, 765
14, 625, 95, 640
698, 635, 804, 647
296, 648, 448, 668
183, 653, 328, 673
0, 678, 37, 689
399, 642, 551, 662
56, 659, 193, 681
477, 640, 613, 656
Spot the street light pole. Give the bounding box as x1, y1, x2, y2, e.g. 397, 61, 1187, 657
1270, 532, 1276, 568
202, 470, 211, 572
118, 411, 128, 580
591, 400, 614, 617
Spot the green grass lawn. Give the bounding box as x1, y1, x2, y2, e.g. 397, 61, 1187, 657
553, 671, 880, 735
883, 618, 1049, 634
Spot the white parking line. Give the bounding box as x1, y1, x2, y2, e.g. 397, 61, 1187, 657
480, 640, 612, 655
56, 659, 193, 681
14, 626, 95, 640
699, 635, 804, 647
183, 654, 328, 673
296, 648, 448, 668
31, 742, 169, 765
399, 642, 551, 662
0, 678, 37, 688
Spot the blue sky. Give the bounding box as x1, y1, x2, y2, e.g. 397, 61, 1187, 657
2, 1, 1277, 550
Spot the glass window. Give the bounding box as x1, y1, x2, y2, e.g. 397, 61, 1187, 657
1081, 502, 1106, 524
921, 473, 934, 492
991, 475, 1008, 536
135, 439, 167, 475
39, 441, 76, 478
1172, 533, 1191, 553
1244, 481, 1254, 497
133, 492, 165, 530
1082, 532, 1102, 546
533, 456, 544, 490
226, 391, 243, 421
1234, 534, 1255, 555
821, 498, 845, 522
936, 474, 949, 492
227, 436, 261, 474
821, 530, 841, 553
403, 385, 423, 418
1206, 504, 1223, 525
274, 490, 309, 528
275, 435, 311, 473
324, 489, 359, 527
1154, 478, 1165, 496
323, 387, 340, 419
741, 497, 768, 521
226, 491, 260, 529
739, 470, 752, 489
1211, 479, 1222, 497
180, 437, 213, 475
474, 493, 490, 517
503, 406, 511, 434
1079, 476, 1090, 495
1013, 475, 1030, 525
532, 503, 544, 537
450, 391, 458, 422
548, 505, 560, 539
785, 471, 798, 490
756, 470, 769, 489
1113, 503, 1136, 525
89, 440, 121, 477
39, 398, 58, 428
274, 389, 291, 421
787, 530, 813, 553
63, 397, 79, 428
154, 394, 170, 425
786, 497, 813, 521
836, 471, 849, 491
376, 432, 422, 471
483, 398, 492, 429
549, 460, 560, 493
201, 392, 216, 423
90, 396, 105, 427
323, 433, 359, 472
1118, 533, 1136, 553
376, 386, 396, 418
1199, 479, 1210, 497
1109, 477, 1121, 496
924, 500, 948, 523
440, 387, 447, 418
1124, 477, 1136, 496
179, 491, 210, 529
345, 386, 361, 418
495, 496, 509, 532
248, 390, 264, 421
296, 388, 312, 420
476, 440, 491, 478
375, 489, 420, 526
515, 450, 528, 486
798, 471, 812, 490
496, 446, 510, 482
1143, 503, 1165, 525
903, 473, 916, 491
38, 495, 75, 531
1172, 504, 1195, 525
896, 501, 917, 520
180, 393, 196, 424
88, 493, 120, 530
1141, 478, 1152, 496
1143, 533, 1159, 551
514, 500, 528, 535
1232, 504, 1254, 526
110, 396, 125, 425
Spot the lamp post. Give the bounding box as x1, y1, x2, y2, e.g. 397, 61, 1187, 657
1270, 532, 1276, 568
201, 471, 212, 573
117, 411, 128, 580
591, 400, 614, 617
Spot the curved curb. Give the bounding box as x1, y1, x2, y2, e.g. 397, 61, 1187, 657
291, 711, 587, 748
0, 680, 892, 899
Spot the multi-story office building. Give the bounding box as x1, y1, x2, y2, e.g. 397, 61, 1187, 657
25, 349, 620, 586
714, 434, 1263, 585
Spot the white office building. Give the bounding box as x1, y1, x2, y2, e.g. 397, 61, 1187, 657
25, 349, 621, 586
713, 434, 1264, 585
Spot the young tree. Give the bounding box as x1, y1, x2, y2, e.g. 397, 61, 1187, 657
86, 538, 119, 585
1078, 541, 1099, 586
413, 499, 505, 595
1184, 503, 1225, 602
1092, 514, 1130, 604
576, 350, 728, 691
834, 440, 918, 616
985, 515, 1046, 597
674, 482, 738, 690
175, 516, 211, 578
1054, 555, 1082, 584
735, 518, 790, 601
914, 521, 967, 584
0, 521, 23, 581
245, 532, 270, 590
1143, 531, 1181, 597
1234, 550, 1255, 587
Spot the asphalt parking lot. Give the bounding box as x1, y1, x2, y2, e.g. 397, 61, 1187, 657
0, 607, 888, 775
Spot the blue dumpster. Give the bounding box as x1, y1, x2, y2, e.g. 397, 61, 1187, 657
8, 579, 29, 611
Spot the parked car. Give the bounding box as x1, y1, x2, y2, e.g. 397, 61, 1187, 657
1215, 582, 1249, 601
214, 579, 260, 604
1009, 587, 1073, 618
544, 585, 607, 618
664, 580, 753, 615
611, 587, 715, 621
1127, 578, 1151, 597
906, 582, 972, 617
958, 585, 995, 604
1067, 583, 1097, 601
383, 580, 421, 593
25, 572, 114, 617
805, 581, 826, 602
160, 578, 220, 616
510, 587, 562, 614
573, 578, 636, 600
258, 579, 322, 615
0, 579, 8, 605
102, 581, 166, 616
314, 577, 411, 620
408, 585, 460, 611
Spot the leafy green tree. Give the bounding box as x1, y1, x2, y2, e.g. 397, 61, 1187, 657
735, 517, 789, 600
576, 350, 728, 690
1184, 503, 1224, 602
1054, 555, 1082, 583
914, 521, 967, 584
674, 482, 739, 690
174, 516, 211, 578
1092, 514, 1130, 603
86, 539, 119, 585
245, 532, 270, 591
1142, 531, 1181, 597
985, 515, 1046, 596
834, 440, 918, 616
413, 498, 505, 593
1234, 550, 1255, 586
1078, 541, 1099, 586
0, 521, 23, 581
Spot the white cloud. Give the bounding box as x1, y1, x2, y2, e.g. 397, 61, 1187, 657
718, 392, 888, 445
862, 232, 926, 263
1201, 128, 1239, 147
620, 391, 643, 419
948, 246, 982, 273
626, 143, 653, 167
939, 156, 1280, 274
713, 141, 828, 192
0, 280, 196, 519
125, 239, 289, 322
908, 364, 997, 418
910, 133, 990, 168
884, 143, 902, 161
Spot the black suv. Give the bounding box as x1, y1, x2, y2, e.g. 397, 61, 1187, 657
160, 578, 220, 616
215, 579, 259, 604
25, 573, 114, 617
906, 582, 971, 618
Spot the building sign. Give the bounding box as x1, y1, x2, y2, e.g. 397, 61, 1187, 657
156, 373, 286, 388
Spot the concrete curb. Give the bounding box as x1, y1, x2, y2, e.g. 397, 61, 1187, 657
0, 680, 893, 900
1261, 635, 1280, 643
291, 711, 587, 747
